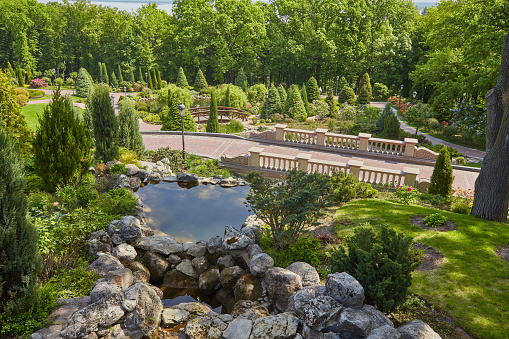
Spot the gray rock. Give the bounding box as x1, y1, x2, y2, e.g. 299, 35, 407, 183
199, 268, 221, 295
30, 334, 43, 339
235, 274, 263, 302
111, 233, 124, 246
112, 243, 137, 266
83, 332, 98, 339
215, 289, 237, 314
105, 268, 134, 290
108, 324, 130, 339
218, 177, 239, 187
192, 256, 210, 274
129, 176, 142, 190
326, 272, 365, 308
142, 251, 169, 281
137, 169, 150, 179
247, 244, 263, 258
338, 307, 374, 339
107, 221, 121, 236
303, 295, 343, 331
183, 242, 194, 251
223, 317, 253, 339
207, 235, 223, 254
241, 226, 261, 243
88, 253, 124, 277
223, 225, 254, 250
123, 283, 163, 338
168, 254, 182, 265
177, 172, 200, 182
149, 171, 162, 183
187, 242, 208, 257
362, 304, 393, 329
128, 261, 150, 283
162, 176, 178, 182
217, 255, 235, 270
248, 253, 274, 277
122, 299, 137, 312
287, 285, 327, 317
135, 235, 183, 255
162, 269, 199, 289
88, 231, 111, 259
119, 217, 142, 243
161, 308, 190, 327
176, 259, 200, 279
229, 249, 251, 270
249, 312, 299, 339
220, 266, 247, 294
264, 267, 303, 312
184, 313, 227, 339
219, 314, 233, 322
106, 160, 122, 169
398, 320, 442, 339
125, 164, 140, 176
286, 262, 320, 287
230, 300, 270, 321
173, 301, 212, 315
367, 325, 401, 339
141, 282, 164, 300
116, 174, 131, 189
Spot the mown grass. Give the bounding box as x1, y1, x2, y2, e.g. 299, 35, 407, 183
333, 199, 509, 339
22, 104, 85, 131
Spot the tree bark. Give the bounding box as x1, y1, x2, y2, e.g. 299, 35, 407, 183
471, 29, 509, 222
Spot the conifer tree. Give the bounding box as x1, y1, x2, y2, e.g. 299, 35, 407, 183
235, 68, 247, 89
338, 86, 356, 105
306, 76, 320, 103
91, 84, 119, 162
83, 86, 95, 144
225, 85, 231, 107
382, 113, 400, 139
266, 85, 282, 117
284, 85, 306, 119
277, 84, 287, 105
76, 67, 93, 97
0, 70, 32, 153
157, 70, 162, 89
428, 148, 454, 197
357, 85, 370, 105
176, 67, 188, 88
358, 73, 372, 96
138, 67, 143, 83
26, 65, 33, 83
130, 68, 135, 84
16, 65, 25, 87
33, 89, 92, 190
103, 63, 109, 85
118, 99, 144, 157
151, 70, 156, 89
148, 70, 153, 89
206, 90, 220, 133
300, 83, 310, 115
194, 68, 208, 92
282, 85, 295, 115
0, 127, 41, 314
7, 62, 16, 80
338, 76, 348, 90
161, 89, 197, 132
98, 62, 103, 83
111, 71, 118, 88
325, 90, 337, 116
118, 65, 124, 83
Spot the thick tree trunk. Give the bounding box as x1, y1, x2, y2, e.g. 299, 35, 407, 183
471, 29, 509, 222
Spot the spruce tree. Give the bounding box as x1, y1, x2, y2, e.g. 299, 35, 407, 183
33, 89, 92, 190
266, 85, 282, 117
157, 70, 163, 89
148, 70, 153, 89
0, 127, 41, 314
285, 85, 307, 120
0, 70, 32, 152
428, 148, 454, 197
176, 67, 189, 88
16, 65, 25, 87
102, 63, 109, 85
138, 67, 143, 83
161, 89, 197, 132
358, 73, 372, 96
98, 62, 103, 83
118, 64, 124, 83
325, 90, 337, 116
282, 85, 295, 115
357, 85, 370, 105
300, 83, 310, 115
338, 86, 356, 105
376, 103, 393, 133
194, 68, 208, 92
26, 65, 33, 83
206, 90, 220, 133
111, 71, 118, 88
382, 113, 400, 139
76, 67, 93, 97
235, 67, 247, 89
277, 84, 287, 105
118, 99, 145, 157
91, 84, 119, 162
307, 76, 320, 103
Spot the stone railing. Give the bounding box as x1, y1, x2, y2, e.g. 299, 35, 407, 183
221, 147, 425, 188
250, 124, 428, 159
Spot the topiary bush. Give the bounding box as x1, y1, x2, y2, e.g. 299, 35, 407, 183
194, 68, 208, 92
176, 67, 189, 88
373, 83, 389, 101
306, 76, 320, 103
331, 224, 420, 313
428, 148, 454, 198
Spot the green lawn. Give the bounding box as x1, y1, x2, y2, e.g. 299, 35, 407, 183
333, 199, 509, 339
29, 94, 52, 101
22, 103, 84, 131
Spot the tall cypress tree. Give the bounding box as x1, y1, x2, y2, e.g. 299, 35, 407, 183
7, 62, 16, 79
103, 63, 110, 85
91, 84, 119, 162
157, 70, 163, 89
206, 90, 220, 133
235, 68, 247, 89
111, 71, 118, 88
16, 65, 25, 87
176, 67, 188, 88
26, 65, 33, 83
98, 62, 103, 83
277, 84, 287, 105
118, 99, 144, 157
130, 68, 135, 84
0, 127, 41, 314
307, 76, 320, 103
33, 88, 92, 190
225, 85, 231, 107
301, 83, 310, 115
194, 68, 208, 92
148, 70, 153, 89
76, 67, 93, 98
152, 70, 158, 89
117, 64, 124, 83
138, 67, 143, 83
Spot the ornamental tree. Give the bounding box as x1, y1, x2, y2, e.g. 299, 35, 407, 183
118, 65, 124, 83
235, 67, 247, 89
118, 99, 145, 157
300, 83, 310, 115
306, 76, 320, 103
148, 70, 153, 89
161, 87, 196, 132
206, 90, 220, 133
194, 68, 208, 92
76, 67, 93, 97
404, 103, 433, 135
428, 148, 454, 198
266, 85, 282, 117
91, 84, 119, 162
277, 84, 287, 104
176, 67, 188, 88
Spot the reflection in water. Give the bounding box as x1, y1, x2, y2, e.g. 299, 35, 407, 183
162, 287, 224, 314
136, 182, 252, 242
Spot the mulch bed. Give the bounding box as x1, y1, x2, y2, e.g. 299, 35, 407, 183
412, 242, 446, 271
410, 215, 458, 232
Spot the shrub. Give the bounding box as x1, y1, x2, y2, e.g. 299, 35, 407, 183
277, 84, 287, 104
94, 176, 115, 193
57, 184, 78, 211
428, 148, 454, 198
456, 157, 466, 166
176, 67, 189, 88
28, 89, 45, 98
418, 192, 450, 208
160, 87, 197, 132
76, 183, 98, 207
373, 83, 389, 101
307, 77, 320, 103
75, 68, 93, 97
111, 163, 127, 175
331, 224, 420, 313
118, 148, 139, 165
394, 185, 417, 204
206, 90, 220, 133
235, 68, 247, 89
29, 78, 48, 89
248, 84, 268, 104
327, 172, 377, 204
28, 192, 54, 216
357, 85, 370, 105
451, 202, 471, 214
338, 86, 355, 105
217, 85, 248, 109
381, 113, 400, 139
423, 213, 447, 227
118, 99, 145, 157
194, 68, 208, 92
310, 100, 329, 121
98, 188, 137, 215
252, 117, 258, 124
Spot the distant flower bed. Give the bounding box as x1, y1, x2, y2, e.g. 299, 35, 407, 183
30, 78, 48, 89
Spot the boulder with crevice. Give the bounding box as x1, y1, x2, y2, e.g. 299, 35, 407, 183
264, 267, 303, 312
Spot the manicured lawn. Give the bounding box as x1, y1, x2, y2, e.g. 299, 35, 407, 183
465, 162, 482, 168
333, 199, 509, 339
29, 94, 52, 101
22, 103, 47, 131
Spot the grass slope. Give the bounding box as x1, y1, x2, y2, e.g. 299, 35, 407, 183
334, 199, 509, 338
22, 103, 47, 131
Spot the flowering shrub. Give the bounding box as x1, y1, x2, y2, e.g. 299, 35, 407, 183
272, 113, 284, 123
450, 100, 487, 136
338, 104, 357, 121
388, 96, 410, 114
394, 185, 417, 204
310, 100, 329, 121
423, 213, 447, 227
452, 187, 474, 208
30, 78, 48, 89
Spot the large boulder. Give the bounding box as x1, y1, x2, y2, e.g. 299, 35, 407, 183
162, 269, 199, 289
247, 244, 263, 258
135, 235, 183, 255
176, 258, 200, 279
125, 164, 140, 176
177, 172, 200, 183
112, 243, 137, 266
105, 268, 135, 290
123, 283, 163, 338
249, 312, 299, 339
303, 296, 344, 331
220, 266, 247, 294
367, 325, 401, 339
287, 285, 327, 317
88, 231, 111, 259
217, 255, 235, 270
198, 268, 221, 295
161, 308, 190, 328
326, 272, 365, 308
248, 253, 274, 277
286, 262, 320, 287
187, 242, 208, 257
90, 280, 123, 304
149, 171, 163, 183
207, 235, 223, 254
192, 256, 210, 274
234, 274, 263, 302
129, 177, 142, 190
231, 300, 270, 321
142, 251, 168, 281
128, 261, 150, 283
184, 313, 228, 339
88, 253, 124, 277
362, 305, 393, 329
222, 225, 254, 250
398, 320, 442, 339
337, 307, 375, 339
222, 317, 253, 339
264, 267, 303, 311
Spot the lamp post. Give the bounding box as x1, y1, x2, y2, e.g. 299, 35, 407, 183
399, 84, 403, 107
412, 91, 417, 105
178, 103, 187, 169
250, 72, 253, 87
124, 86, 127, 97
145, 72, 148, 87
265, 91, 269, 121
335, 75, 339, 96
53, 68, 56, 90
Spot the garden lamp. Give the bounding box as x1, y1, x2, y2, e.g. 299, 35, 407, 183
178, 103, 187, 168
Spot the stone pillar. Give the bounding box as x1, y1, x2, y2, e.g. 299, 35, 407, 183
404, 138, 418, 157
275, 124, 287, 141
297, 153, 312, 172
403, 167, 420, 187
315, 128, 328, 146
248, 147, 264, 168
358, 133, 371, 152
348, 160, 364, 180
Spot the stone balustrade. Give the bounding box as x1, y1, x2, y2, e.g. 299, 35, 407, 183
250, 124, 439, 160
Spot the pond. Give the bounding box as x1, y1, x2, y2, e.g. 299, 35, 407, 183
136, 181, 252, 242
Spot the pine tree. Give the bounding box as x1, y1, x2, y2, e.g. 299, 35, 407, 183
161, 89, 197, 132
26, 65, 33, 83
91, 84, 119, 162
382, 113, 400, 139
325, 90, 337, 116
235, 67, 247, 89
194, 68, 208, 92
76, 67, 93, 97
0, 127, 41, 314
277, 84, 287, 105
266, 85, 282, 117
130, 68, 135, 84
102, 63, 109, 85
300, 83, 310, 115
428, 148, 454, 197
206, 90, 220, 133
157, 70, 162, 89
16, 65, 25, 87
148, 70, 153, 89
0, 70, 32, 153
358, 73, 372, 97
33, 89, 92, 190
98, 62, 103, 83
111, 71, 118, 88
176, 67, 189, 88
117, 65, 124, 83
138, 67, 143, 83
118, 99, 144, 157
306, 76, 320, 103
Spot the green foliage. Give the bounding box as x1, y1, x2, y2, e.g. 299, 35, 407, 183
28, 192, 54, 216
337, 86, 355, 105
56, 184, 78, 211
0, 127, 41, 314
91, 84, 119, 162
157, 70, 163, 89
300, 83, 310, 115
428, 148, 454, 198
129, 68, 135, 84
235, 67, 247, 89
358, 73, 372, 96
206, 90, 220, 133
45, 264, 100, 300
16, 65, 25, 87
161, 86, 197, 132
245, 169, 329, 248
455, 156, 466, 166
111, 163, 127, 175
26, 65, 33, 83
328, 171, 377, 204
194, 68, 208, 92
176, 67, 188, 88
118, 99, 145, 157
76, 67, 93, 98
277, 84, 287, 104
110, 70, 118, 88
404, 103, 433, 134
118, 65, 124, 83
102, 63, 109, 85
331, 225, 419, 313
147, 69, 153, 89
98, 188, 137, 215
357, 85, 370, 105
376, 103, 393, 133
381, 113, 400, 139
283, 85, 306, 120
373, 83, 389, 101
325, 90, 337, 116
259, 231, 323, 268
423, 213, 447, 227
418, 192, 450, 208
394, 185, 418, 205
306, 77, 320, 103
76, 176, 99, 207
248, 84, 267, 103
217, 84, 247, 109
266, 85, 281, 117
32, 89, 92, 190
451, 202, 471, 214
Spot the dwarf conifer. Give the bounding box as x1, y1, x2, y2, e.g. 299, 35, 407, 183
194, 68, 208, 92
206, 90, 220, 133
91, 84, 119, 162
176, 67, 188, 88
306, 76, 320, 103
428, 148, 454, 197
118, 99, 144, 157
76, 67, 93, 97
